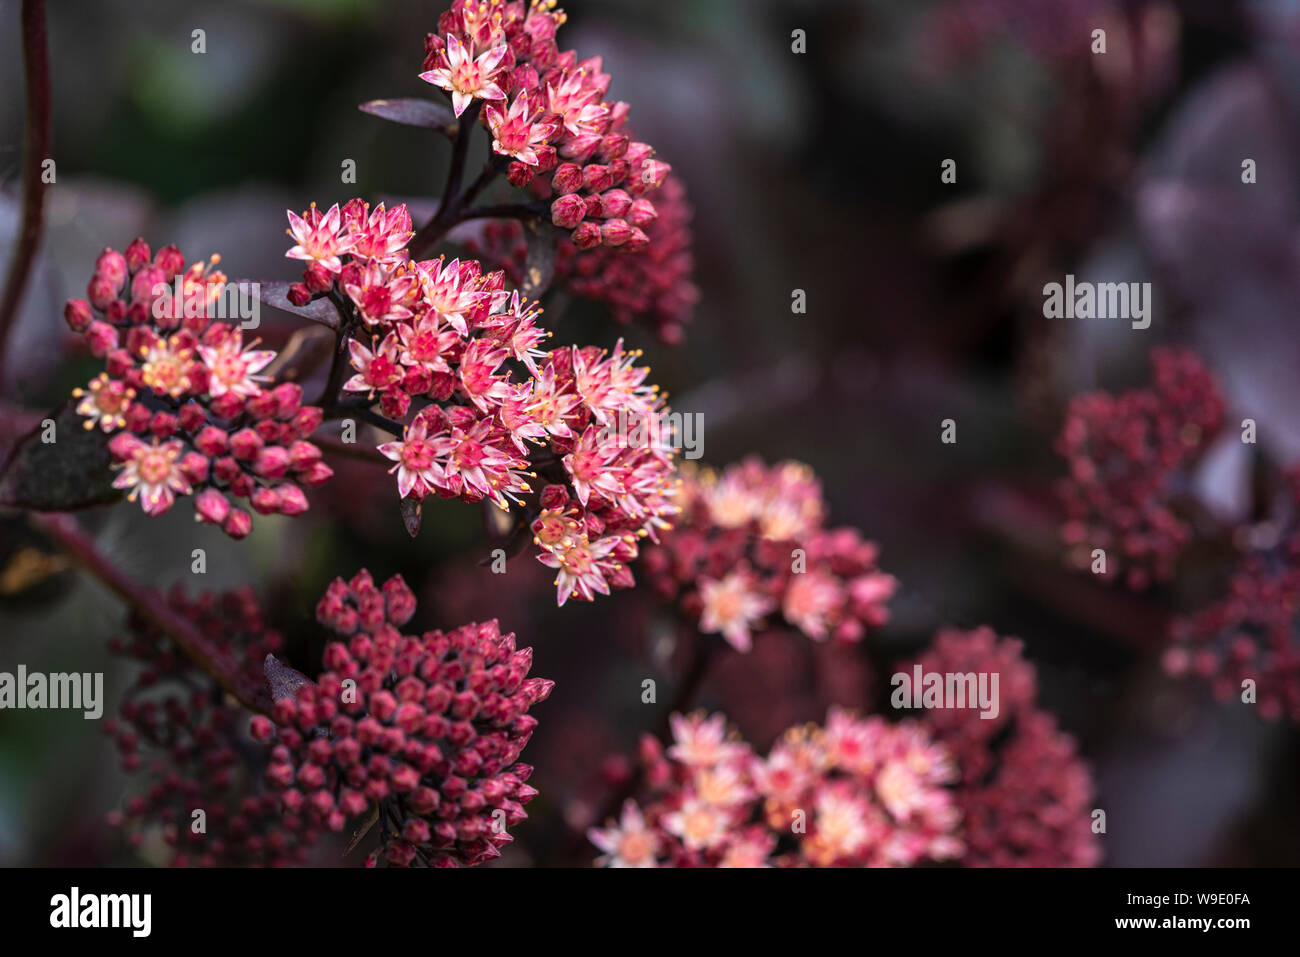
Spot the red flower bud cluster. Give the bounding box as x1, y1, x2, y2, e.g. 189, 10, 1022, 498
904, 627, 1101, 867
64, 240, 332, 537
104, 587, 317, 866
1163, 469, 1300, 722
641, 458, 897, 651
1056, 346, 1225, 589
468, 172, 699, 344
286, 200, 680, 605
587, 709, 964, 867
250, 570, 554, 866
420, 0, 671, 249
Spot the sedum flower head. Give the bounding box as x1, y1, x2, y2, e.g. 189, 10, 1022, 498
253, 570, 553, 867
105, 588, 316, 867
642, 458, 896, 649
588, 708, 964, 868
468, 172, 699, 344
419, 1, 673, 250
905, 627, 1101, 867
64, 240, 332, 537
284, 201, 680, 605
1056, 347, 1225, 590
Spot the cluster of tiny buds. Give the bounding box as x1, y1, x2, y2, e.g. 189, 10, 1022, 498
466, 172, 699, 344
1056, 347, 1225, 589
104, 587, 315, 866
250, 570, 554, 866
420, 0, 670, 249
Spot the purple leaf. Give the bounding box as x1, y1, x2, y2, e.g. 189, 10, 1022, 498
263, 654, 311, 702
359, 98, 458, 137
400, 497, 422, 538
249, 280, 341, 330
0, 400, 120, 510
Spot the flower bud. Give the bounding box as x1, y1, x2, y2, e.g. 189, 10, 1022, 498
600, 218, 633, 247
507, 161, 535, 188
154, 245, 186, 281
627, 198, 658, 228
582, 164, 613, 193
303, 261, 333, 294
572, 221, 603, 249
222, 508, 253, 539
550, 193, 587, 229
598, 189, 632, 219
551, 163, 584, 194
64, 298, 93, 332
195, 488, 231, 525
96, 248, 128, 289
124, 238, 152, 273
251, 486, 283, 515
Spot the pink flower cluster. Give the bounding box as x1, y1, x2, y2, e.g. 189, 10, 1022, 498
420, 0, 671, 249
1056, 347, 1225, 589
905, 627, 1101, 867
1164, 470, 1300, 722
64, 240, 332, 538
588, 709, 964, 867
468, 172, 699, 344
641, 458, 897, 651
286, 199, 679, 606
250, 570, 553, 867
105, 587, 316, 866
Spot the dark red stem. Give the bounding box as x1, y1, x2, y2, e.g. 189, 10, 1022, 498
0, 0, 52, 388
29, 512, 274, 714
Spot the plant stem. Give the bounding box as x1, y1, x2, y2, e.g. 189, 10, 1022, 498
313, 290, 355, 407
410, 102, 482, 258
0, 0, 52, 388
453, 200, 549, 224
29, 512, 274, 714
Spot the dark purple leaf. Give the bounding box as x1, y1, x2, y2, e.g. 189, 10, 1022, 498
359, 98, 458, 137
264, 654, 311, 702
0, 400, 120, 510
249, 280, 341, 330
400, 497, 422, 538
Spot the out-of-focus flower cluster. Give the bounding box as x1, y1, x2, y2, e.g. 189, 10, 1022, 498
64, 241, 332, 538
641, 458, 897, 651
286, 199, 679, 606
419, 0, 671, 249
1163, 468, 1300, 722
1056, 347, 1225, 590
905, 627, 1101, 867
922, 0, 1114, 69
250, 570, 553, 867
588, 709, 963, 867
104, 587, 316, 866
468, 172, 699, 344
